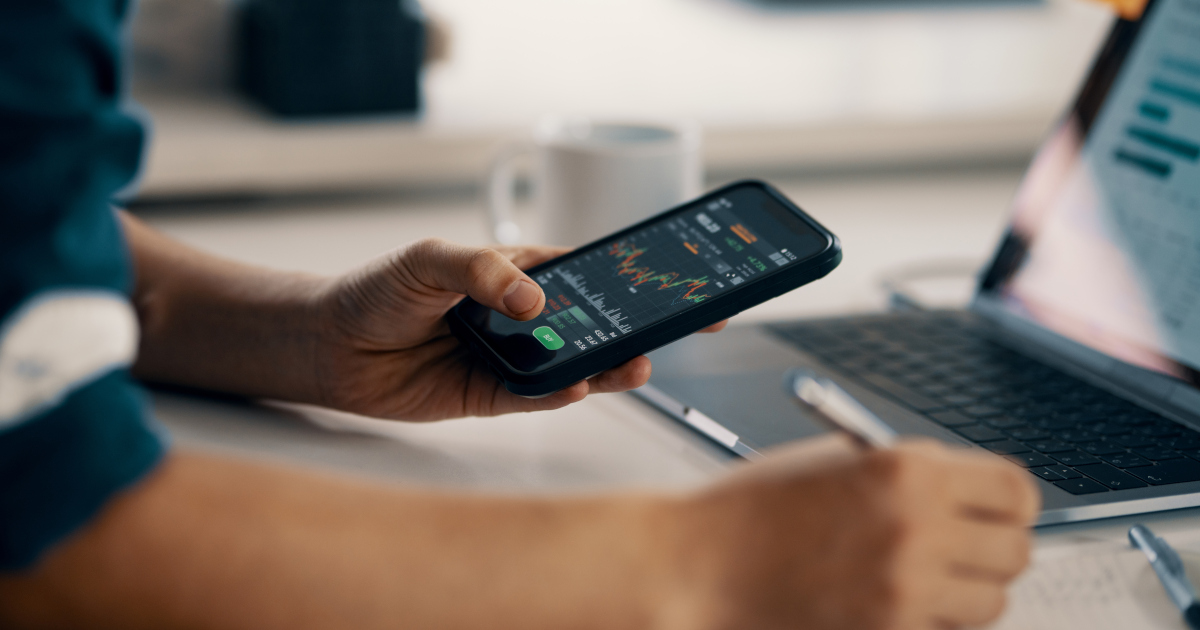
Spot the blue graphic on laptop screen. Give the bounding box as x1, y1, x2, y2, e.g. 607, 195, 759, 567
990, 0, 1200, 383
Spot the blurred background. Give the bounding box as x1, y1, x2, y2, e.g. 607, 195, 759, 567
128, 0, 1112, 199
126, 0, 1116, 316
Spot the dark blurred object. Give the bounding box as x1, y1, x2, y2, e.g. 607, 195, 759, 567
237, 0, 426, 118
131, 0, 234, 93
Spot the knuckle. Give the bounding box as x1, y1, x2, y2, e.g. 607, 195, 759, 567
401, 237, 449, 271
876, 502, 919, 561
1002, 464, 1040, 521
409, 236, 447, 255
465, 248, 506, 284
866, 449, 905, 485
875, 572, 917, 628
869, 449, 929, 492
863, 454, 924, 541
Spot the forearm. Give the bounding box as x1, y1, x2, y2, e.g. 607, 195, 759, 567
121, 212, 331, 403
0, 451, 676, 630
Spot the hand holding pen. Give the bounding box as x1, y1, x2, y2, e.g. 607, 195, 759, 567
693, 369, 1035, 628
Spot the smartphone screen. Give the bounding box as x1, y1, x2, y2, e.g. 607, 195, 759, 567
468, 184, 831, 371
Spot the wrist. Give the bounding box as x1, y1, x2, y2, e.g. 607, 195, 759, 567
304, 275, 360, 409
133, 259, 333, 403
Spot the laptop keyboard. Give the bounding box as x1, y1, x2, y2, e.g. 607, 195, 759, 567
770, 312, 1200, 495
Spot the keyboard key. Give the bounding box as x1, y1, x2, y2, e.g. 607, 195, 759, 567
1026, 439, 1075, 453
964, 383, 1005, 396
1100, 453, 1152, 468
1132, 447, 1181, 461
1079, 441, 1126, 455
1090, 422, 1131, 436
1110, 433, 1156, 448
981, 416, 1027, 429
960, 405, 1004, 418
984, 440, 1033, 455
1008, 452, 1057, 468
1127, 459, 1200, 486
1060, 430, 1101, 443
945, 373, 985, 386
1054, 478, 1109, 495
1053, 451, 1101, 467
990, 396, 1030, 409
1075, 463, 1149, 490
1007, 427, 1051, 441
916, 383, 956, 397
954, 425, 1006, 443
927, 410, 976, 428
1138, 424, 1182, 437
1159, 436, 1200, 450
1043, 464, 1082, 479
1034, 417, 1082, 431
1103, 413, 1141, 427
1030, 467, 1066, 481
942, 394, 980, 406
862, 374, 945, 412
1120, 411, 1161, 426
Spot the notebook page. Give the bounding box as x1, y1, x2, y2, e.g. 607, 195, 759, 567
988, 541, 1197, 630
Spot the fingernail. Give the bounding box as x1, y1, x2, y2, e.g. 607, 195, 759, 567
503, 279, 541, 314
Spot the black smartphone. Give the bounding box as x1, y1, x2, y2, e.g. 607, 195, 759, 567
448, 180, 842, 397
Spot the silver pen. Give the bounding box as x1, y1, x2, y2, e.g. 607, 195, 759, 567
787, 369, 898, 449
1129, 523, 1200, 630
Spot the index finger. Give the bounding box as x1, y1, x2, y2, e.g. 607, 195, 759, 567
492, 245, 571, 270
401, 238, 546, 320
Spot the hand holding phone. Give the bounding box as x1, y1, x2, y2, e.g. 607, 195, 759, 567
449, 180, 842, 397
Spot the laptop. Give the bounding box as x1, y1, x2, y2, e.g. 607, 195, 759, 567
636, 0, 1200, 526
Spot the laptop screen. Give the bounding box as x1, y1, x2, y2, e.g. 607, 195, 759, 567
978, 0, 1200, 386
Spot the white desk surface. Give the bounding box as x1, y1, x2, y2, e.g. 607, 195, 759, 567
137, 168, 1200, 626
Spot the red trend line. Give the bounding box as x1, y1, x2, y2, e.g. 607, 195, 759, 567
608, 242, 711, 304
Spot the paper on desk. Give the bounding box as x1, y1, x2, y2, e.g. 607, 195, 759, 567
988, 539, 1200, 630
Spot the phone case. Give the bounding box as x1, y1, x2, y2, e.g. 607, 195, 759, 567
447, 180, 843, 397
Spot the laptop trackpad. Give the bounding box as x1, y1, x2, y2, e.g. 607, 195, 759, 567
646, 325, 965, 453
652, 369, 827, 449
646, 325, 827, 451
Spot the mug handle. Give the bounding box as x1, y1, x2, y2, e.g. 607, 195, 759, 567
485, 141, 532, 245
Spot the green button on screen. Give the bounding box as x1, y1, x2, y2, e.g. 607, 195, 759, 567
532, 326, 565, 350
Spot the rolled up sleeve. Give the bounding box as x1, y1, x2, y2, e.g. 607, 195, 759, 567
0, 0, 166, 571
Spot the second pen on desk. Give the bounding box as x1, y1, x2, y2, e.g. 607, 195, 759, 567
787, 369, 898, 449
1129, 523, 1200, 630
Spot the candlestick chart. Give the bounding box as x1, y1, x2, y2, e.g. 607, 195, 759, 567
607, 241, 712, 305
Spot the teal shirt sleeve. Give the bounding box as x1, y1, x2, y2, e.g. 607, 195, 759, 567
0, 0, 167, 570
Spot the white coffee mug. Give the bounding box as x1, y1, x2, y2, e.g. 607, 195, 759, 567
486, 118, 703, 248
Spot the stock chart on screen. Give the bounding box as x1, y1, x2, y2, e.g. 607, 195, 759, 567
521, 194, 803, 359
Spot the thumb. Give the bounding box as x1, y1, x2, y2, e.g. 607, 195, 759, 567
403, 238, 546, 320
